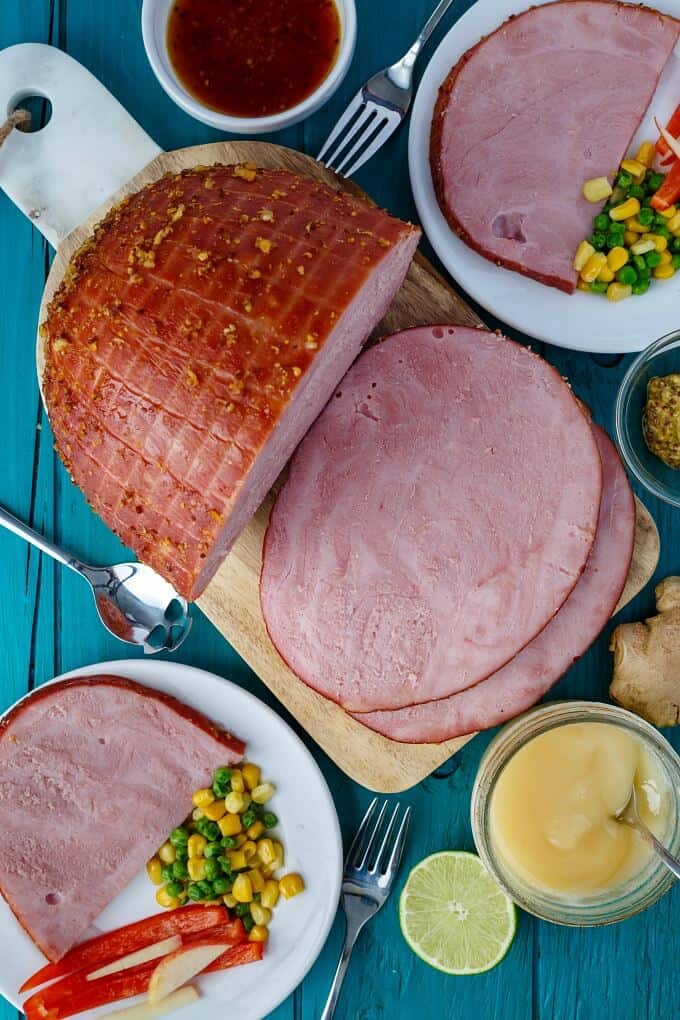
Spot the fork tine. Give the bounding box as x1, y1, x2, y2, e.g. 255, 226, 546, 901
345, 797, 378, 867
317, 89, 366, 165
354, 800, 389, 870
371, 802, 402, 873
340, 119, 398, 179
383, 805, 412, 879
334, 111, 387, 177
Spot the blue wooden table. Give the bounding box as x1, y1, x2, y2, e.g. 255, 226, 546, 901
1, 2, 679, 1018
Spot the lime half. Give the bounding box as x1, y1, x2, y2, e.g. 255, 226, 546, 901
399, 851, 516, 975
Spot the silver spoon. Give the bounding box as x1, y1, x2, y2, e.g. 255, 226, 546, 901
0, 503, 192, 654
615, 785, 680, 880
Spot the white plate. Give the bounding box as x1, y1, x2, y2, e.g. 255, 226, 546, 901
409, 0, 680, 353
0, 661, 342, 1020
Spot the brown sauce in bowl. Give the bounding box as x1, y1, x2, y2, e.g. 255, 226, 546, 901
167, 0, 342, 119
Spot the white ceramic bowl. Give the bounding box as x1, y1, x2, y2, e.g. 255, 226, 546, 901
141, 0, 357, 134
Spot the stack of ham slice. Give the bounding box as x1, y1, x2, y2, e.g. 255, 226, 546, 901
260, 325, 635, 743
430, 0, 680, 293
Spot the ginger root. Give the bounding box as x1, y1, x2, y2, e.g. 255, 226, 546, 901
610, 577, 680, 727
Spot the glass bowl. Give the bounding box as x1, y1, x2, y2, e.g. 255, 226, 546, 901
471, 702, 680, 926
616, 329, 680, 507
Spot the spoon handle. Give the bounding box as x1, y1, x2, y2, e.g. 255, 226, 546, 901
0, 504, 82, 572
634, 821, 680, 880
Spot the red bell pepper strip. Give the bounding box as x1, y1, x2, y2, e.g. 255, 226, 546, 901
23, 935, 258, 1020
651, 159, 680, 211
20, 905, 230, 992
656, 102, 680, 157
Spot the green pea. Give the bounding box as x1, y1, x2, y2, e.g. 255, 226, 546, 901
197, 819, 221, 842
629, 184, 645, 200
213, 781, 231, 799
587, 232, 607, 251
172, 860, 189, 880
170, 827, 189, 847
241, 809, 258, 829
672, 254, 680, 270
637, 207, 654, 226
221, 836, 238, 850
197, 880, 215, 899
672, 237, 680, 253
589, 281, 607, 294
243, 915, 255, 932
204, 841, 222, 858
235, 903, 251, 918
616, 266, 637, 285
187, 883, 204, 902
654, 214, 669, 230
632, 279, 651, 296
647, 171, 665, 193
593, 213, 610, 231
218, 856, 234, 876
617, 171, 633, 189
263, 812, 278, 829
174, 843, 189, 861
160, 865, 175, 884
212, 876, 232, 896
637, 264, 652, 281
214, 766, 232, 785
165, 881, 185, 898
656, 226, 671, 242
646, 251, 662, 268
204, 858, 221, 881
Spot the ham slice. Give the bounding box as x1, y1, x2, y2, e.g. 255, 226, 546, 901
42, 165, 420, 600
0, 676, 243, 961
356, 426, 635, 742
260, 325, 602, 713
430, 0, 680, 293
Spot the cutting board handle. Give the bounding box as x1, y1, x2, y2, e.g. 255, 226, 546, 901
0, 43, 161, 247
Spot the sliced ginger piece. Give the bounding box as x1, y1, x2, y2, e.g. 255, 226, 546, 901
610, 576, 680, 726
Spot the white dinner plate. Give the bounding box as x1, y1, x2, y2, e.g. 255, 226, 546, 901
0, 660, 342, 1020
409, 0, 680, 352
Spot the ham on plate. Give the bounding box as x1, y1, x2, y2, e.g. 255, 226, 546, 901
0, 676, 243, 962
430, 0, 680, 293
42, 165, 420, 601
260, 325, 603, 714
356, 426, 636, 742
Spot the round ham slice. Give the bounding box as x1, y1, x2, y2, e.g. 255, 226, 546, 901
356, 426, 635, 742
430, 1, 680, 293
260, 325, 602, 713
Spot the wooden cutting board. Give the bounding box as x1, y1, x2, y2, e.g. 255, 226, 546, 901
0, 44, 657, 792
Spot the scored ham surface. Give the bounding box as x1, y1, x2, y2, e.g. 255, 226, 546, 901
430, 0, 680, 293
0, 676, 243, 961
42, 165, 420, 600
260, 325, 602, 713
356, 426, 636, 743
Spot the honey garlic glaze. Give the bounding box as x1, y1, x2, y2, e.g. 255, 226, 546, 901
167, 0, 342, 118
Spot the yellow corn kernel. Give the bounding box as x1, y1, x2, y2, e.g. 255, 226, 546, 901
229, 769, 245, 793
250, 902, 271, 926
666, 211, 680, 234
597, 265, 614, 284
187, 857, 207, 881
606, 282, 632, 302
630, 239, 656, 256
223, 893, 237, 908
192, 788, 215, 809
580, 252, 607, 283
251, 783, 276, 805
146, 858, 163, 885
660, 205, 677, 219
234, 834, 248, 848
577, 280, 591, 292
203, 799, 226, 822
192, 807, 205, 822
261, 880, 280, 909
257, 838, 276, 866
242, 840, 258, 862
232, 873, 253, 903
248, 868, 265, 893
279, 873, 305, 900
573, 240, 595, 271
228, 849, 248, 871
218, 813, 243, 837
624, 217, 646, 234
610, 197, 640, 221
623, 230, 638, 247
642, 232, 668, 252
249, 925, 269, 943
241, 763, 261, 791
660, 250, 673, 266
156, 887, 180, 910
635, 141, 656, 168
247, 821, 265, 840
582, 176, 613, 203
241, 793, 253, 811
188, 834, 207, 859
607, 247, 629, 272
654, 263, 676, 280
620, 158, 646, 182
224, 791, 246, 815
158, 842, 176, 865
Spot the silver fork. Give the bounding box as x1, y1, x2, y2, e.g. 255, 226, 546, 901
321, 798, 412, 1020
317, 0, 458, 177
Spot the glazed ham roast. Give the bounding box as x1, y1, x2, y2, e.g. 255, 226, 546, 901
430, 0, 680, 293
42, 165, 420, 600
260, 326, 603, 714
0, 676, 243, 961
358, 426, 636, 743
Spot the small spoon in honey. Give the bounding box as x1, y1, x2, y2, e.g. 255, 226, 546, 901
615, 786, 680, 880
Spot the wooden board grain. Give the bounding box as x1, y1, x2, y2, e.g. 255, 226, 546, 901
38, 140, 660, 792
